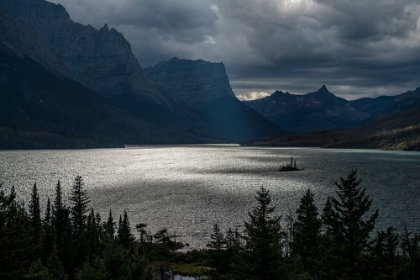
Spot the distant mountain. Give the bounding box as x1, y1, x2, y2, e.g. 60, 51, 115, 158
244, 85, 420, 135
351, 87, 420, 120
145, 58, 286, 142
244, 85, 368, 134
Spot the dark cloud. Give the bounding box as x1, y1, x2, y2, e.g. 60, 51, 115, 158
51, 0, 420, 100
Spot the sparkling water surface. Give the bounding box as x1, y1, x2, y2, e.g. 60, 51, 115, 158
1, 145, 419, 248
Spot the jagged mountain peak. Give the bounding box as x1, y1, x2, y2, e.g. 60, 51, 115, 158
100, 23, 109, 32
310, 85, 333, 96
318, 85, 329, 92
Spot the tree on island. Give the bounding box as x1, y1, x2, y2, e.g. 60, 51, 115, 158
279, 157, 301, 171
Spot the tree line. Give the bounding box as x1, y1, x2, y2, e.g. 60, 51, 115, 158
1, 170, 420, 279
205, 170, 420, 280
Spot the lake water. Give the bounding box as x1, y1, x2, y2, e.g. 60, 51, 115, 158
1, 145, 419, 248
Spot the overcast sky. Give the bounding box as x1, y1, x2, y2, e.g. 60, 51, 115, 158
50, 0, 420, 100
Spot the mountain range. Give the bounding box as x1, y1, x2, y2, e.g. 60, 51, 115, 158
0, 0, 284, 148
242, 86, 420, 150
0, 0, 419, 150
244, 85, 420, 135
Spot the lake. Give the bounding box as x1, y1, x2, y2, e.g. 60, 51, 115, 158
1, 145, 419, 248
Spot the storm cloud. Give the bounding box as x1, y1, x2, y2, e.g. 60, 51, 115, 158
51, 0, 420, 100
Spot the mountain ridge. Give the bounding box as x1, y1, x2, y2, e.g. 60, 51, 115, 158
244, 85, 420, 134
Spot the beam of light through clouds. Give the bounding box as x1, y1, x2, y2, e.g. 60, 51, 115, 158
50, 0, 420, 100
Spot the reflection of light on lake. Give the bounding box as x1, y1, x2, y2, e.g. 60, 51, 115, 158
1, 146, 419, 248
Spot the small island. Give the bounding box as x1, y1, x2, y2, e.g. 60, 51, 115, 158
279, 157, 303, 171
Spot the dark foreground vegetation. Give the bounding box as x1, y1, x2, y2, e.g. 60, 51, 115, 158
1, 171, 420, 279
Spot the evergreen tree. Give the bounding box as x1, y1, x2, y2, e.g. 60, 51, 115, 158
292, 189, 322, 276
153, 228, 170, 244
29, 183, 42, 247
42, 197, 54, 262
207, 223, 226, 251
225, 227, 235, 249
52, 181, 66, 246
47, 248, 68, 280
322, 170, 379, 279
77, 258, 110, 280
207, 224, 229, 279
69, 176, 90, 235
53, 181, 63, 214
104, 209, 115, 239
117, 210, 134, 248
242, 187, 284, 280
25, 259, 51, 280
370, 226, 399, 278
135, 223, 147, 243
86, 208, 100, 260
0, 185, 35, 279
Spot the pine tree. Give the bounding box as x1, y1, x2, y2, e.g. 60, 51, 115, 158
242, 187, 284, 280
207, 223, 226, 251
322, 170, 379, 279
52, 181, 71, 272
53, 181, 63, 213
135, 223, 147, 243
42, 197, 54, 262
153, 228, 169, 244
104, 209, 115, 239
207, 224, 229, 279
47, 248, 68, 280
0, 185, 35, 279
117, 210, 134, 248
292, 189, 321, 275
77, 257, 110, 280
370, 226, 399, 278
86, 209, 100, 259
69, 176, 90, 235
29, 183, 42, 247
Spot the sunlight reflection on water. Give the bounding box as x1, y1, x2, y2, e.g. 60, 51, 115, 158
1, 145, 419, 248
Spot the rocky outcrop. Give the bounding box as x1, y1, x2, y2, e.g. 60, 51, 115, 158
0, 0, 172, 107
146, 58, 285, 141
145, 58, 236, 107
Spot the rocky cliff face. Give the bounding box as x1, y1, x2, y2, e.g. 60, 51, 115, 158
145, 58, 236, 107
0, 5, 63, 72
145, 58, 285, 141
0, 0, 172, 107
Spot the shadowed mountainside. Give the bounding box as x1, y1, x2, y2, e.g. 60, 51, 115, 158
145, 58, 286, 142
244, 105, 420, 151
